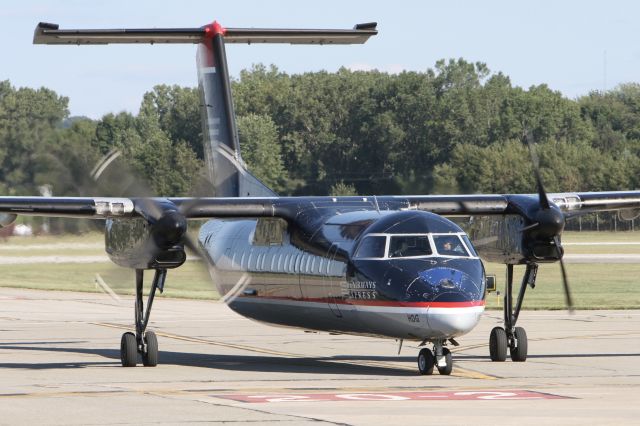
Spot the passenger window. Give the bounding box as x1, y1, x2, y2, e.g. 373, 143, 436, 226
294, 254, 301, 273
288, 254, 295, 272
388, 235, 432, 258
433, 235, 469, 257
354, 236, 387, 259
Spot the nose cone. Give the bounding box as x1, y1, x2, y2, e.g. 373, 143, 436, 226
426, 303, 484, 337
417, 265, 485, 338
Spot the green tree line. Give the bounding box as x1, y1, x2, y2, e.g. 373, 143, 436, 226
1, 59, 639, 204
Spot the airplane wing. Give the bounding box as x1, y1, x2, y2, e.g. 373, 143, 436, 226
0, 191, 639, 221
0, 197, 136, 218
400, 191, 640, 216
0, 196, 277, 219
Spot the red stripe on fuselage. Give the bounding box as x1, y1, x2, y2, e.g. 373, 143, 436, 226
237, 296, 485, 308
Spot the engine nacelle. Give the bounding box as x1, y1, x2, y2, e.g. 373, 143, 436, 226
104, 201, 187, 269
462, 195, 565, 265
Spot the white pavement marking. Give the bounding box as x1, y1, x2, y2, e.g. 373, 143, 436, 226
0, 255, 201, 264
0, 243, 103, 250
564, 253, 640, 263
564, 242, 640, 245
0, 255, 110, 264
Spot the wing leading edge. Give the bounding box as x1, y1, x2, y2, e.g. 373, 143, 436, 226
0, 191, 638, 221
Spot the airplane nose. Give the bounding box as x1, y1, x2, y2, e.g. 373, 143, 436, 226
426, 304, 484, 337
416, 266, 485, 337
417, 266, 484, 302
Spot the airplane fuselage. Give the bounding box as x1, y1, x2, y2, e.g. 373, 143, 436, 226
198, 208, 487, 342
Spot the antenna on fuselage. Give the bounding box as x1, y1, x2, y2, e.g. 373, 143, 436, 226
373, 195, 381, 214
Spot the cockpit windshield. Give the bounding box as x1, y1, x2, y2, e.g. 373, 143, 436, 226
354, 233, 475, 259
389, 235, 432, 258
354, 235, 386, 258
432, 235, 469, 257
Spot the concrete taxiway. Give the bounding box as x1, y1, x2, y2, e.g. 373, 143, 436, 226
0, 287, 639, 425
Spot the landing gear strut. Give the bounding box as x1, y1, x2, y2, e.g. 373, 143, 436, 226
417, 340, 453, 375
120, 268, 166, 367
489, 263, 536, 362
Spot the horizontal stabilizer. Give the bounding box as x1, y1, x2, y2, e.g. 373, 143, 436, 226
33, 22, 377, 45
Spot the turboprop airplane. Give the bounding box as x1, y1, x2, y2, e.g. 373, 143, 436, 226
0, 21, 639, 375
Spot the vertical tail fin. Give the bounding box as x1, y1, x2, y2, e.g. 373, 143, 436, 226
196, 23, 276, 197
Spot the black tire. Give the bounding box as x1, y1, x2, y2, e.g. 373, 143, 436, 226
142, 330, 158, 367
436, 347, 453, 375
509, 326, 528, 362
489, 327, 507, 362
417, 348, 435, 375
120, 332, 137, 367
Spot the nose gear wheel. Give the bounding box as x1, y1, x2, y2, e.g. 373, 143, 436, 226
417, 348, 435, 375
417, 341, 453, 375
436, 347, 453, 375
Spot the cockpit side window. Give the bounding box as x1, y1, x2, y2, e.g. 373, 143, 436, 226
354, 235, 387, 259
462, 235, 478, 257
433, 235, 469, 257
389, 235, 432, 258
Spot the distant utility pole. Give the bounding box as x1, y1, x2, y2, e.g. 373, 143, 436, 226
38, 184, 52, 234
603, 50, 607, 93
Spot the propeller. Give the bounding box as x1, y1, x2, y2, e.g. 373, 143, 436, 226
87, 149, 239, 301
553, 235, 573, 309
523, 130, 574, 312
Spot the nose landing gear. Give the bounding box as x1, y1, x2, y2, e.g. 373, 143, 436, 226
417, 340, 453, 375
489, 263, 537, 362
120, 268, 166, 367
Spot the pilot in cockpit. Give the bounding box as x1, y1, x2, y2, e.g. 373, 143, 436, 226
437, 238, 465, 256
393, 240, 409, 257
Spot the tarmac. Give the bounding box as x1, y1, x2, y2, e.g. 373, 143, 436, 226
0, 287, 639, 425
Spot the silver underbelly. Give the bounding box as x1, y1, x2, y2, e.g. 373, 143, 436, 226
229, 297, 484, 340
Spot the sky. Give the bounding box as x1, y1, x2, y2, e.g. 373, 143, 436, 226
1, 0, 639, 118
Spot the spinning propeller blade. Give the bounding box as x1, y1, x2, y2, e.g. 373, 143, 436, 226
88, 149, 249, 303
524, 130, 550, 210
524, 130, 573, 312
554, 236, 574, 311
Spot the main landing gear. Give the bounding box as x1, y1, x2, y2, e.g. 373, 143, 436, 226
417, 340, 453, 375
120, 268, 166, 367
489, 263, 537, 362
